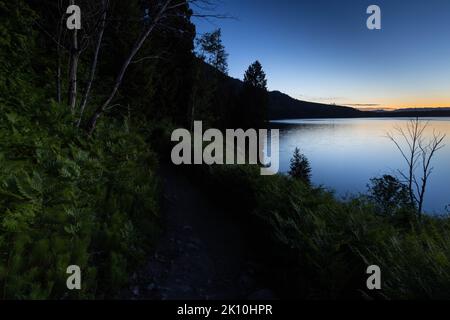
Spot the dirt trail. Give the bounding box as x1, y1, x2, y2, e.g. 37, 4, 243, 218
128, 166, 273, 300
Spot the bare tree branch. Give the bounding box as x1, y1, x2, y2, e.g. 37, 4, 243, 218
388, 118, 446, 217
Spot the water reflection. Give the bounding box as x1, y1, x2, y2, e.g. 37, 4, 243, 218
270, 118, 450, 214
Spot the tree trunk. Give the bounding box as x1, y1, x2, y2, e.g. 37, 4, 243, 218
78, 0, 107, 127
86, 0, 172, 135
57, 54, 62, 103
418, 180, 426, 217
67, 0, 79, 113
56, 16, 63, 104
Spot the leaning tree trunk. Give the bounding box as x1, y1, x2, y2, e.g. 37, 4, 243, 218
86, 0, 172, 135
78, 0, 107, 127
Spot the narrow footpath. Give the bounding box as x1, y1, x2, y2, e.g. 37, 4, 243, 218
127, 166, 275, 300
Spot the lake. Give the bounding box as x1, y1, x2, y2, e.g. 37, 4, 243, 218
270, 118, 450, 214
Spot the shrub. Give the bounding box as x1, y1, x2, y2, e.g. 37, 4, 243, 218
368, 175, 412, 214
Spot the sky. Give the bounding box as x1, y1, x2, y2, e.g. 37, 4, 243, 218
193, 0, 450, 109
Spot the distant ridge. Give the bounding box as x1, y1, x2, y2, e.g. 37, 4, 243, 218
267, 90, 450, 120
393, 107, 450, 112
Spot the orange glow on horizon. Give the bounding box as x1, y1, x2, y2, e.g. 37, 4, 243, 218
343, 97, 450, 110
356, 104, 450, 111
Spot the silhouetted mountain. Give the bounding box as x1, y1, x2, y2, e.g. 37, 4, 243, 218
268, 90, 363, 119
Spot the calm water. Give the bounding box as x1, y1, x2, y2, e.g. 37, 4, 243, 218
270, 118, 450, 214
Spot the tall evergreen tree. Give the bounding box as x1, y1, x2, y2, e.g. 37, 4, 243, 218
243, 60, 267, 90
237, 60, 268, 128
196, 28, 228, 74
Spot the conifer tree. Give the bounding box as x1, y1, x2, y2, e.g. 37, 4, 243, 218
237, 60, 268, 128
243, 60, 267, 90
289, 148, 312, 185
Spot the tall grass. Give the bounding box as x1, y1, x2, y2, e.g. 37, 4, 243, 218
204, 164, 450, 299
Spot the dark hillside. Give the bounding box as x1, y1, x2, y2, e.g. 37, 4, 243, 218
268, 90, 363, 119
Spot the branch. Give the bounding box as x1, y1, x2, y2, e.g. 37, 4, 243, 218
86, 0, 174, 135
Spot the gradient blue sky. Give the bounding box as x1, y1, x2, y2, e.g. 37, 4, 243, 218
193, 0, 450, 109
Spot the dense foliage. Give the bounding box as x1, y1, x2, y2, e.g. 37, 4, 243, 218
0, 103, 159, 299
203, 164, 450, 299
0, 0, 160, 299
